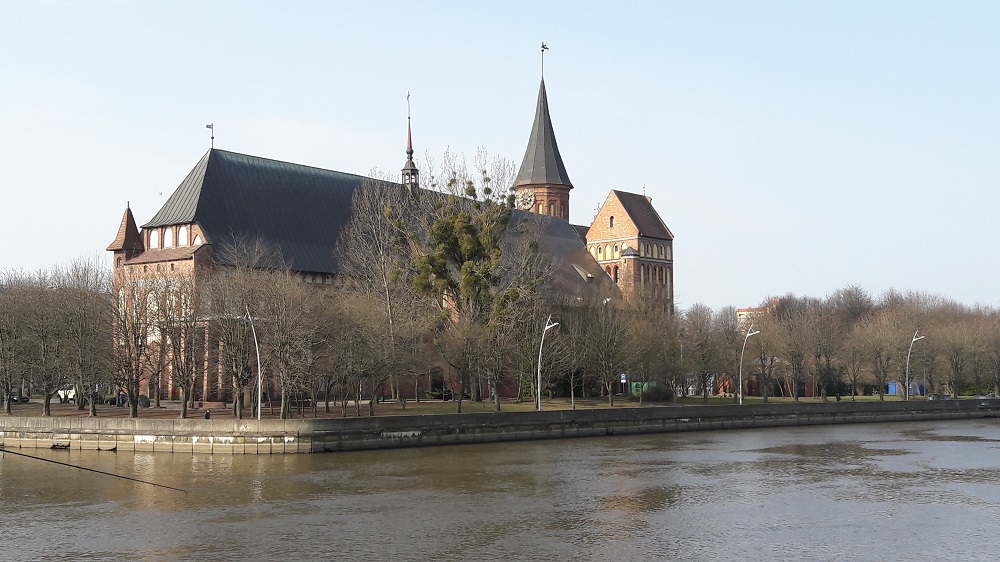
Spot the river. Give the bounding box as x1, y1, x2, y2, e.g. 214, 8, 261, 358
2, 419, 999, 561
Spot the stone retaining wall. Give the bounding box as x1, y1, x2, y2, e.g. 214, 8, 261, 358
1, 399, 998, 455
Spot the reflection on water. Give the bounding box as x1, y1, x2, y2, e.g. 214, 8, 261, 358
3, 419, 1000, 561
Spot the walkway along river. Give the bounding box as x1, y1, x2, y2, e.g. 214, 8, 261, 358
1, 398, 998, 454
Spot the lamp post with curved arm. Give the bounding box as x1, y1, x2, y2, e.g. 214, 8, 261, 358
739, 323, 760, 405
537, 314, 559, 411
905, 331, 925, 401
246, 306, 263, 420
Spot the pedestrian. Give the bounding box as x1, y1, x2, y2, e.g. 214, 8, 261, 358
204, 410, 211, 419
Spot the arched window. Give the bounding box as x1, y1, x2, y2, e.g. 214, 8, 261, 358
659, 266, 664, 284
605, 244, 611, 259
605, 266, 612, 278
613, 266, 619, 284
613, 245, 620, 259
178, 225, 188, 247
149, 230, 159, 249
193, 234, 202, 246
116, 257, 123, 268
595, 246, 601, 259
163, 228, 174, 248
610, 216, 615, 228
658, 245, 664, 259
548, 202, 554, 215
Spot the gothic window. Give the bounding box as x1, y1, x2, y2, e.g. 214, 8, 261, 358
658, 245, 664, 259
610, 216, 615, 228
548, 202, 554, 215
605, 266, 612, 278
116, 257, 123, 268
178, 225, 188, 247
149, 230, 159, 249
613, 244, 620, 259
595, 246, 602, 259
613, 266, 619, 284
163, 228, 174, 248
193, 235, 202, 246
659, 266, 664, 284
605, 244, 611, 259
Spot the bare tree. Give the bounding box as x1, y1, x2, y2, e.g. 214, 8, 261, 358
855, 310, 905, 400
60, 258, 112, 417
0, 271, 31, 415
111, 265, 156, 418
682, 304, 724, 403
151, 270, 206, 419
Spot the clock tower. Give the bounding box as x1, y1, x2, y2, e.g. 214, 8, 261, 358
513, 78, 573, 221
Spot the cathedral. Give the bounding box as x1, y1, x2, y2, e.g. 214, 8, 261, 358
109, 75, 673, 316
107, 74, 674, 402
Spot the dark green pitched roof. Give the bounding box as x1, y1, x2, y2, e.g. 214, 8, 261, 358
143, 149, 368, 273
138, 149, 616, 298
514, 79, 573, 189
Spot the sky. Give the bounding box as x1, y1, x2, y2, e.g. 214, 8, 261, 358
2, 1, 1000, 311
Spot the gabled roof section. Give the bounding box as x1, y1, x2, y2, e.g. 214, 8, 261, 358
142, 149, 369, 274
143, 150, 211, 228
125, 247, 197, 265
107, 207, 144, 252
514, 78, 573, 189
612, 190, 673, 241
509, 210, 617, 299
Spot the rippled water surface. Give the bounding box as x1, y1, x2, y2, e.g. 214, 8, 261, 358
3, 420, 1000, 561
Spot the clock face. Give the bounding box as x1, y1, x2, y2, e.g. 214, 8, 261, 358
516, 189, 535, 210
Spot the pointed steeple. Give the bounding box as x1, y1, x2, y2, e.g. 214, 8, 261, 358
107, 205, 144, 267
514, 78, 572, 190
107, 205, 144, 253
402, 93, 419, 190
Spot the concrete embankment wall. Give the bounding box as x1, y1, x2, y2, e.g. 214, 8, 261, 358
1, 399, 998, 455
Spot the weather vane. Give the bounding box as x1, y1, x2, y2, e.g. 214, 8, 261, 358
541, 42, 548, 77
206, 123, 214, 148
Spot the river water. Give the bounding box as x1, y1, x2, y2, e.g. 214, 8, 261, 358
2, 419, 1000, 561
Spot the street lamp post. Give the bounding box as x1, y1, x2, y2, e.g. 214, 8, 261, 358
537, 314, 559, 411
739, 323, 760, 405
246, 306, 263, 421
905, 330, 925, 401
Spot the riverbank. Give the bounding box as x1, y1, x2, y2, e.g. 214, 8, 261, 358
1, 398, 998, 454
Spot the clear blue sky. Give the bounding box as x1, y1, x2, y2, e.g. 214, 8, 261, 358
2, 1, 999, 311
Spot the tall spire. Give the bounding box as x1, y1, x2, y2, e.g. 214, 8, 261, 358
402, 92, 419, 190
514, 78, 572, 190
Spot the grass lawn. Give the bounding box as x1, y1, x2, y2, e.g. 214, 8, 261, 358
4, 392, 946, 420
